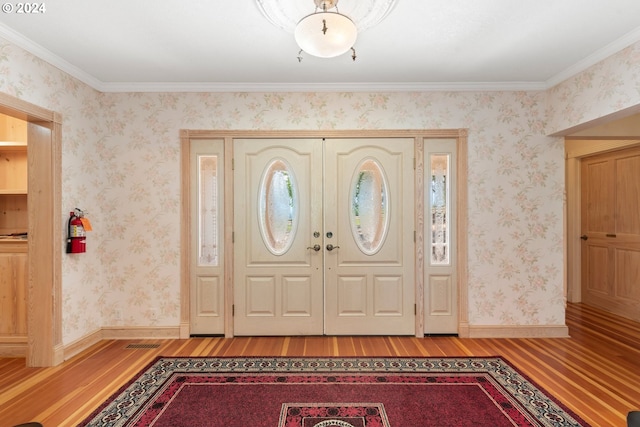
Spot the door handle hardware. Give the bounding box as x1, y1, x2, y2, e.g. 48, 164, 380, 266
326, 244, 340, 251
606, 234, 617, 238
580, 235, 588, 241
307, 244, 321, 252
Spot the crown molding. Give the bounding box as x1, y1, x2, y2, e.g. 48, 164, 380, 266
0, 23, 103, 92
99, 81, 548, 93
1, 22, 639, 94
545, 26, 640, 89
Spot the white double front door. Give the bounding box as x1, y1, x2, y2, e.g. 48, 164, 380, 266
233, 138, 415, 335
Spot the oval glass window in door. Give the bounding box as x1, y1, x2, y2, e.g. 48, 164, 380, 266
258, 158, 299, 255
350, 158, 390, 255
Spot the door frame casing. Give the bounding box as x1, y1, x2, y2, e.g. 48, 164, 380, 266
0, 93, 63, 367
180, 129, 469, 338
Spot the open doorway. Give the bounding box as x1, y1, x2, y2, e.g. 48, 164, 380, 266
565, 112, 640, 321
0, 93, 62, 367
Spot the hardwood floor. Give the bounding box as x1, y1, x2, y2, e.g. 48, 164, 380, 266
1, 302, 638, 426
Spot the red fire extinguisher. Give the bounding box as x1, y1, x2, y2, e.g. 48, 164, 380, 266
66, 210, 86, 253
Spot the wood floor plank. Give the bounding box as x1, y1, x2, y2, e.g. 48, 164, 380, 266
0, 302, 638, 426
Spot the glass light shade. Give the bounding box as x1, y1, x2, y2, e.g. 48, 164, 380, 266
256, 0, 398, 34
294, 12, 357, 58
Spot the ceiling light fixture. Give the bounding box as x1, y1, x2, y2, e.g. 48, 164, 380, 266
256, 0, 397, 61
295, 0, 357, 60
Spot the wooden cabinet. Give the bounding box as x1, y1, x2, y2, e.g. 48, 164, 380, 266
0, 114, 28, 235
0, 243, 27, 343
0, 144, 28, 235
0, 114, 28, 357
0, 113, 27, 142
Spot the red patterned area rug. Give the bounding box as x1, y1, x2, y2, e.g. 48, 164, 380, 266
78, 357, 590, 427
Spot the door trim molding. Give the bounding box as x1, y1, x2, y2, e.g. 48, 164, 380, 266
456, 130, 469, 337
0, 93, 62, 366
180, 129, 469, 338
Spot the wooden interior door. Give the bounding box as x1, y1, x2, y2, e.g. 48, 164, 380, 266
581, 147, 640, 322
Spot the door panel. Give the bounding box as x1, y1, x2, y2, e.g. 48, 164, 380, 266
424, 139, 458, 334
324, 138, 415, 335
583, 160, 614, 233
586, 244, 610, 294
616, 154, 640, 234
234, 139, 323, 335
581, 147, 640, 322
195, 276, 222, 318
190, 139, 225, 335
616, 249, 640, 301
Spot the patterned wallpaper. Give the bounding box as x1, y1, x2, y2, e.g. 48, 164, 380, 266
1, 37, 639, 345
547, 42, 640, 134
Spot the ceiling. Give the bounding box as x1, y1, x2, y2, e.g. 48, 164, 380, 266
1, 0, 640, 92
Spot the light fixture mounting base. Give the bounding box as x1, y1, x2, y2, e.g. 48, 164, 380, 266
315, 0, 338, 10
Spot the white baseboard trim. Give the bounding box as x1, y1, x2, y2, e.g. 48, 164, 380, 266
466, 324, 570, 338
